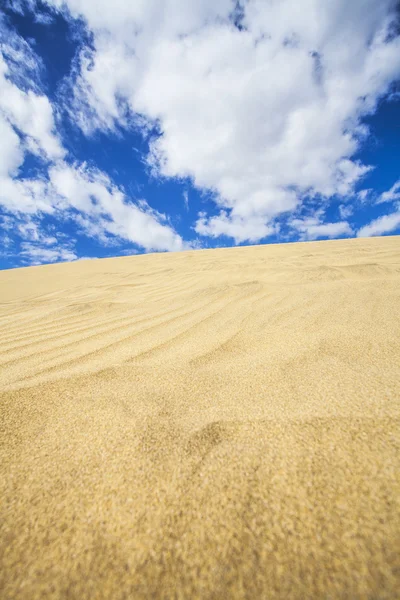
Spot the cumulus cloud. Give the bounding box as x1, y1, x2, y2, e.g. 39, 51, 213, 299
45, 0, 400, 242
1, 0, 400, 263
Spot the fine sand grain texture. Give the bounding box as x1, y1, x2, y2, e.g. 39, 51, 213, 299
1, 235, 400, 599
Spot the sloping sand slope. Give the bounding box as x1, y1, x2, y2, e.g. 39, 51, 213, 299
1, 235, 400, 599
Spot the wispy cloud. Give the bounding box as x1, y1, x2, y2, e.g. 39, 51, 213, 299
358, 206, 400, 237
183, 190, 189, 211
289, 216, 353, 241
20, 242, 78, 265
338, 204, 354, 219
357, 189, 373, 202
378, 180, 400, 204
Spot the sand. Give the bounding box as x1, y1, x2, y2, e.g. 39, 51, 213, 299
0, 235, 399, 599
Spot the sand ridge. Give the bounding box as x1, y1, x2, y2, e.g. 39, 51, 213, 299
0, 235, 399, 599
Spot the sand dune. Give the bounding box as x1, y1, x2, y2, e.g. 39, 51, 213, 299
1, 235, 399, 599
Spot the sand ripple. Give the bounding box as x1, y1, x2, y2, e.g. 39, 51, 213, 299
1, 236, 399, 599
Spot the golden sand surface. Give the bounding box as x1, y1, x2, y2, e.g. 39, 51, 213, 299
1, 235, 400, 599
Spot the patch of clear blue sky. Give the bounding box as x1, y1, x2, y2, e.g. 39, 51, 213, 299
0, 1, 399, 270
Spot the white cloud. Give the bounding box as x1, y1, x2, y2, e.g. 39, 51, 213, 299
0, 32, 188, 256
290, 216, 353, 241
0, 211, 74, 265
378, 179, 400, 204
0, 17, 44, 91
0, 215, 14, 230
0, 54, 65, 162
0, 175, 55, 213
2, 1, 400, 258
357, 206, 400, 237
338, 204, 353, 219
20, 242, 78, 265
2, 159, 189, 254
0, 233, 13, 249
0, 116, 24, 177
195, 210, 277, 244
17, 218, 57, 245
357, 189, 372, 202
46, 0, 400, 242
183, 190, 189, 211
0, 43, 64, 214
48, 161, 186, 251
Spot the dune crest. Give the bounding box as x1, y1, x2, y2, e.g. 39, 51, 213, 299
1, 236, 399, 599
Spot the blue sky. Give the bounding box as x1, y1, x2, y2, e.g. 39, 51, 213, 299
0, 0, 399, 269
